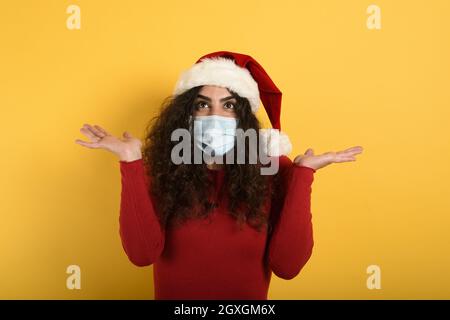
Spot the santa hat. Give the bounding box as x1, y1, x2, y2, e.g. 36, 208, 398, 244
173, 51, 292, 156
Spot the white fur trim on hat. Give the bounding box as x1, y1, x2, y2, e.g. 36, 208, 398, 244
259, 128, 292, 157
173, 57, 261, 112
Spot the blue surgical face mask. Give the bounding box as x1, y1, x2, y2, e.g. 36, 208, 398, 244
190, 115, 238, 157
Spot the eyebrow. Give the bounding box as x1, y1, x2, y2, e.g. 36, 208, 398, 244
195, 94, 236, 102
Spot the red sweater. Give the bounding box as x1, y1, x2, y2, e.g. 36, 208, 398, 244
118, 156, 315, 300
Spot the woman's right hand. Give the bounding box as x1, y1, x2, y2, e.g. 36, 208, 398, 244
75, 123, 143, 162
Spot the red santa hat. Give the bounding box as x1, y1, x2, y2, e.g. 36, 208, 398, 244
173, 51, 292, 156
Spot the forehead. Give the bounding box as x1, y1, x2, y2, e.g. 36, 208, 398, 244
197, 85, 233, 98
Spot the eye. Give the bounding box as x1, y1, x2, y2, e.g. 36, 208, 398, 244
195, 101, 209, 109
224, 102, 235, 109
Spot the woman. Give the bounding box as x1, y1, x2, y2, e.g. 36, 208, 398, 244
75, 51, 363, 299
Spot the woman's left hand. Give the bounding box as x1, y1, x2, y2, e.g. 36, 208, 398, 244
293, 146, 363, 171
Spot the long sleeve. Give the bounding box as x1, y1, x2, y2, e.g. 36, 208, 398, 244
267, 156, 316, 280
119, 158, 165, 267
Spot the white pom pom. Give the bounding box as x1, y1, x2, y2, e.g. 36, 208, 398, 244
259, 128, 292, 156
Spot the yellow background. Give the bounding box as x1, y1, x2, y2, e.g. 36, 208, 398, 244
1, 0, 449, 299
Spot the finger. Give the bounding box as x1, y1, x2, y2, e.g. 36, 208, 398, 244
305, 148, 314, 156
123, 131, 133, 139
343, 149, 363, 157
94, 125, 110, 136
321, 151, 336, 160
84, 124, 105, 138
75, 139, 101, 149
81, 124, 100, 138
347, 150, 363, 157
343, 146, 363, 153
293, 155, 303, 163
334, 158, 355, 163
337, 148, 363, 157
80, 127, 100, 142
334, 155, 356, 162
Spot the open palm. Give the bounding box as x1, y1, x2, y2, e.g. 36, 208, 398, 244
294, 146, 363, 171
75, 124, 142, 161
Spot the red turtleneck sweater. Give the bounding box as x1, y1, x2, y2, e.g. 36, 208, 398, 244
118, 156, 315, 300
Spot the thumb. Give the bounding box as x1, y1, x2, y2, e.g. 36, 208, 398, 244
122, 131, 135, 140
305, 148, 314, 156
123, 131, 133, 139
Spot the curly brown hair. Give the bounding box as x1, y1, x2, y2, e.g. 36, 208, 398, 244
142, 86, 281, 232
